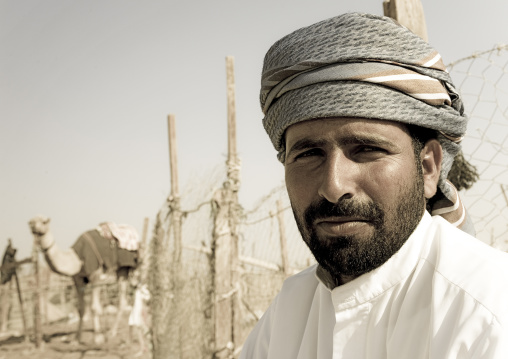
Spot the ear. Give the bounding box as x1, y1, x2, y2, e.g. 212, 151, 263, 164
420, 139, 443, 199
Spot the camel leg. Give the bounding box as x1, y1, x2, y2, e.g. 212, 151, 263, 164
90, 281, 105, 344
110, 270, 128, 337
73, 276, 86, 343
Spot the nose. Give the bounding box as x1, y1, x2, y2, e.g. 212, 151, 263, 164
317, 153, 356, 203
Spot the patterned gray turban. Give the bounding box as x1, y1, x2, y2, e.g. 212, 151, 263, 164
261, 12, 468, 207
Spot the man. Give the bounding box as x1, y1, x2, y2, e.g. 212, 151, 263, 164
240, 13, 508, 358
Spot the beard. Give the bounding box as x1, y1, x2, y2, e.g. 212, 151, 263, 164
292, 168, 425, 282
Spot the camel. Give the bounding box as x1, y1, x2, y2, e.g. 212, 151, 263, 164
28, 215, 140, 344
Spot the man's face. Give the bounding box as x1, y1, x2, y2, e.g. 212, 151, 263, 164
284, 117, 426, 283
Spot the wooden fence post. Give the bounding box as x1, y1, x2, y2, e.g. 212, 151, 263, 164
226, 55, 241, 357
141, 217, 149, 249
212, 55, 241, 359
383, 0, 428, 41
13, 270, 28, 341
168, 114, 183, 357
31, 238, 42, 348
168, 114, 183, 275
137, 217, 150, 281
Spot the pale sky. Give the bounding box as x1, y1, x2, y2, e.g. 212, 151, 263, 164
2, 0, 507, 259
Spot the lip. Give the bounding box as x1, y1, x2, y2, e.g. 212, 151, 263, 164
314, 217, 372, 236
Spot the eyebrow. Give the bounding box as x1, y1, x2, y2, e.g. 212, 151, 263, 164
287, 134, 396, 156
340, 134, 394, 148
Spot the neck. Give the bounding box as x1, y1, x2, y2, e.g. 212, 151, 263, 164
39, 233, 55, 251
337, 273, 358, 286
316, 265, 360, 289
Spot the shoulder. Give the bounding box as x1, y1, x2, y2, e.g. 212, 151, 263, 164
268, 265, 322, 332
240, 265, 320, 358
427, 215, 508, 275
280, 264, 319, 291
268, 265, 320, 316
425, 216, 508, 322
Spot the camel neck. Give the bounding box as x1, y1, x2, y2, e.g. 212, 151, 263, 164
40, 233, 55, 251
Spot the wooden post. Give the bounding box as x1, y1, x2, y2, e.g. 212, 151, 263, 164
167, 114, 183, 357
168, 114, 180, 199
13, 270, 28, 341
383, 0, 428, 41
141, 217, 149, 248
138, 217, 150, 280
211, 185, 233, 359
31, 239, 42, 348
226, 55, 240, 357
275, 200, 290, 275
226, 56, 238, 172
212, 56, 241, 359
167, 114, 183, 273
226, 55, 240, 350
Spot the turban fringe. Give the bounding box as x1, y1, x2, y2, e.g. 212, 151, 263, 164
260, 13, 475, 235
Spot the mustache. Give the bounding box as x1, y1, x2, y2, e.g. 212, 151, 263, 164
304, 198, 383, 226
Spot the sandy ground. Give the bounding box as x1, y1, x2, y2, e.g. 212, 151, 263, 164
0, 313, 152, 359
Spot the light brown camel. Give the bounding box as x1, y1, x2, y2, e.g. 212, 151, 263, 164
28, 215, 140, 344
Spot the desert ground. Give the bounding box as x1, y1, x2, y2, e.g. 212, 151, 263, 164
0, 310, 151, 359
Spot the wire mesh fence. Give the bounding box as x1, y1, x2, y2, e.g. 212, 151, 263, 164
147, 165, 314, 358
147, 44, 508, 358
448, 44, 508, 249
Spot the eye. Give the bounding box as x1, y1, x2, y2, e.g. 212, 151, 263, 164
356, 145, 385, 153
295, 148, 323, 160
350, 145, 389, 162
287, 148, 325, 164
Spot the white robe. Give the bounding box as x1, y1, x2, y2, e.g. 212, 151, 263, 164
240, 212, 508, 359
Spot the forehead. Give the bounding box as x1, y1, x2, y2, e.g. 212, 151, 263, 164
285, 117, 411, 147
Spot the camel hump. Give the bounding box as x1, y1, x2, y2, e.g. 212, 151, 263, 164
97, 222, 140, 251
72, 230, 139, 278
73, 230, 116, 276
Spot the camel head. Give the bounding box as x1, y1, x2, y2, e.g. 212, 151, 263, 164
28, 215, 51, 237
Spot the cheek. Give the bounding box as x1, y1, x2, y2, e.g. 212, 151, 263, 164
364, 161, 416, 204
285, 167, 316, 208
